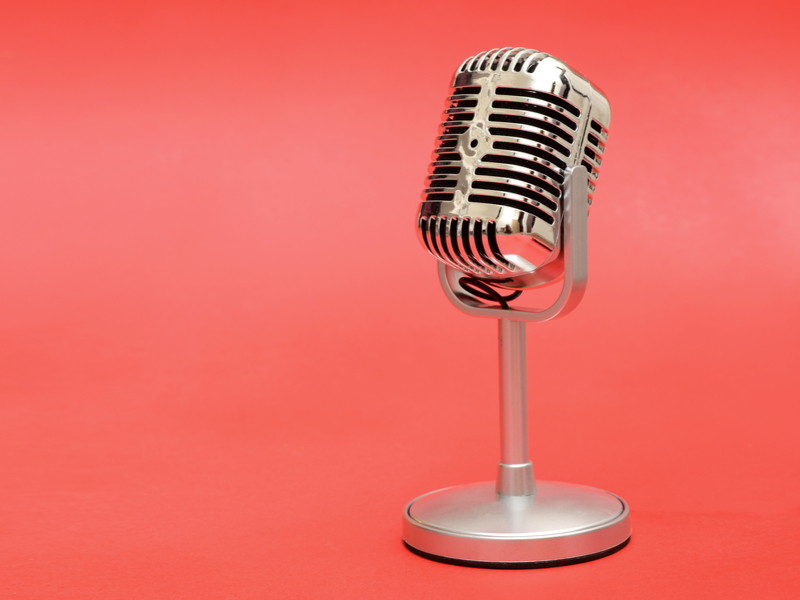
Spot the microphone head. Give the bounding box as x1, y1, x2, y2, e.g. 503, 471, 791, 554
417, 48, 610, 290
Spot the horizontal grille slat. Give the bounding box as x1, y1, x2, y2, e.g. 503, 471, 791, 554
446, 112, 475, 122
495, 87, 580, 117
489, 127, 571, 158
433, 166, 461, 175
472, 180, 558, 212
481, 153, 564, 184
488, 113, 574, 143
451, 99, 478, 108
469, 194, 554, 224
425, 192, 454, 201
590, 119, 608, 137
491, 141, 567, 170
491, 100, 578, 130
426, 177, 457, 187
581, 160, 599, 179
474, 167, 561, 199
587, 133, 604, 149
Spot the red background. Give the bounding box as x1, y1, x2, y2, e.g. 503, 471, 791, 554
2, 0, 799, 597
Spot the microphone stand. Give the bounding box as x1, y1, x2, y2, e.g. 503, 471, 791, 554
403, 167, 631, 568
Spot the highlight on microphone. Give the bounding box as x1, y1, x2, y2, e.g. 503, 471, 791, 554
417, 47, 610, 291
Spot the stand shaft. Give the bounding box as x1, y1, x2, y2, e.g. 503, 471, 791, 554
496, 318, 535, 496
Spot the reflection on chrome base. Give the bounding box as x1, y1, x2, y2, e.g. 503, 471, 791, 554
403, 481, 630, 568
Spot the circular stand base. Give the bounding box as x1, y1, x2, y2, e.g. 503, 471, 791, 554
403, 481, 631, 568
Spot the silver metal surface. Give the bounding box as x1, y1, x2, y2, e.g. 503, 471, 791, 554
403, 481, 630, 566
403, 167, 631, 565
496, 319, 534, 496
438, 165, 588, 322
417, 47, 609, 290
404, 50, 629, 568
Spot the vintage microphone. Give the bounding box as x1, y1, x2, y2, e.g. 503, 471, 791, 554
403, 48, 631, 568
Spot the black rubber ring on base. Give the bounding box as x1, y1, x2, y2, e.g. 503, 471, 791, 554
403, 535, 630, 569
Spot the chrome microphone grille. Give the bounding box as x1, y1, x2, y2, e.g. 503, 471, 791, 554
418, 47, 611, 289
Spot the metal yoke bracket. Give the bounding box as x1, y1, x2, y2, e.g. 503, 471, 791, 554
438, 166, 589, 323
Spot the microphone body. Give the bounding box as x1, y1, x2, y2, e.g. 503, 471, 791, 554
403, 48, 631, 568
417, 48, 609, 289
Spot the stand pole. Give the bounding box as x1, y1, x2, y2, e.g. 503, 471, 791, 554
496, 318, 535, 496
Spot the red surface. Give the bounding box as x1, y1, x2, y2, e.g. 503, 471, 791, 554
1, 0, 800, 597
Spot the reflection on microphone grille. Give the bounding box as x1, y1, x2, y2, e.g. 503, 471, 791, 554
417, 47, 611, 288
425, 86, 608, 210
419, 215, 518, 276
